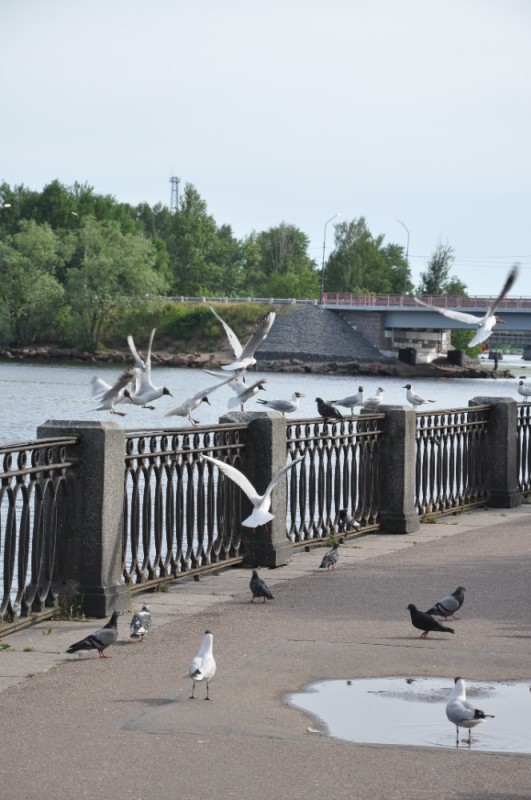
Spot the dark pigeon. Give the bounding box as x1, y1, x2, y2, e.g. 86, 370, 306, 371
320, 543, 340, 571
426, 586, 466, 621
337, 509, 361, 533
250, 570, 274, 603
407, 604, 455, 639
316, 397, 344, 421
66, 610, 119, 658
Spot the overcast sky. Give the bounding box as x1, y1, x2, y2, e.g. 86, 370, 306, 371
1, 0, 530, 295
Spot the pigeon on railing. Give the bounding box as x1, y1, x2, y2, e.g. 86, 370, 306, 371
316, 397, 343, 421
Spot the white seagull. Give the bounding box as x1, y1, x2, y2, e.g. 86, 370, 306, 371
210, 307, 276, 372
125, 328, 173, 409
403, 384, 436, 408
414, 265, 519, 348
165, 375, 235, 424
256, 391, 304, 416
91, 370, 135, 416
202, 454, 303, 528
517, 378, 531, 401
446, 677, 494, 745
327, 386, 364, 415
189, 630, 216, 700
362, 386, 385, 410
227, 378, 267, 411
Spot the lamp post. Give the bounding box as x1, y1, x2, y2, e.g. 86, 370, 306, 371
397, 219, 410, 294
320, 213, 340, 304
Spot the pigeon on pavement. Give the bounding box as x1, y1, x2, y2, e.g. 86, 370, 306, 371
189, 630, 216, 700
446, 677, 494, 744
316, 397, 344, 421
66, 611, 119, 658
320, 543, 340, 571
129, 603, 152, 641
403, 384, 435, 408
426, 586, 466, 621
250, 570, 274, 603
407, 604, 455, 639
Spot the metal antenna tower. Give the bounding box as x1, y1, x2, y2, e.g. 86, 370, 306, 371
169, 176, 180, 212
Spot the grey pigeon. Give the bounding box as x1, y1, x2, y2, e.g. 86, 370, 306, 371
446, 677, 495, 745
320, 543, 340, 571
250, 570, 274, 603
66, 610, 119, 658
407, 604, 455, 639
426, 586, 466, 621
337, 509, 360, 533
316, 397, 344, 421
129, 603, 152, 641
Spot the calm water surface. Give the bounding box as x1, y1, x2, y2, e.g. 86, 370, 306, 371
0, 358, 529, 445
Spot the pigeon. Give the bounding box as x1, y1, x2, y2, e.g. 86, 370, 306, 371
249, 570, 274, 603
426, 586, 466, 621
91, 370, 135, 416
189, 630, 216, 699
166, 375, 235, 424
362, 387, 385, 410
66, 610, 119, 658
327, 386, 364, 415
320, 543, 340, 571
414, 264, 518, 347
407, 604, 455, 639
256, 391, 304, 415
446, 677, 495, 744
517, 379, 531, 401
337, 509, 360, 533
316, 397, 344, 421
227, 378, 267, 411
202, 454, 303, 528
129, 603, 152, 641
210, 307, 276, 372
124, 328, 173, 409
403, 384, 435, 408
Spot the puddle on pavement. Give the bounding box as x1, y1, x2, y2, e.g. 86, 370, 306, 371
287, 677, 531, 753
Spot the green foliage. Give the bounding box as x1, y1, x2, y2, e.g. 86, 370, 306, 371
450, 328, 484, 358
417, 242, 467, 296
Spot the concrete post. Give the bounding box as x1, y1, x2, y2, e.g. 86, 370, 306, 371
219, 411, 293, 567
469, 397, 523, 508
364, 405, 420, 534
37, 420, 130, 617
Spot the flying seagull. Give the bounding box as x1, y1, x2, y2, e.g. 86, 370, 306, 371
403, 384, 435, 408
407, 604, 455, 639
414, 265, 519, 348
129, 603, 152, 641
91, 370, 135, 416
316, 397, 344, 421
426, 586, 466, 621
189, 630, 216, 700
227, 378, 267, 411
362, 387, 385, 410
125, 328, 172, 409
210, 307, 276, 372
66, 611, 119, 658
327, 386, 364, 415
166, 375, 235, 424
446, 677, 494, 745
320, 543, 340, 571
250, 570, 274, 603
202, 454, 303, 528
256, 391, 304, 415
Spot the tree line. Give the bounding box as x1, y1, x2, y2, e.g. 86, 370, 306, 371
0, 179, 465, 348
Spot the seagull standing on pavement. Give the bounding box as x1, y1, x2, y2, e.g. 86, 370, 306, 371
327, 386, 364, 415
403, 384, 436, 408
166, 375, 235, 424
414, 264, 519, 348
320, 543, 340, 571
362, 387, 385, 410
129, 603, 152, 641
66, 611, 119, 658
426, 586, 466, 621
407, 604, 455, 639
446, 677, 494, 745
91, 370, 134, 416
189, 630, 216, 700
256, 391, 304, 415
202, 454, 303, 528
316, 397, 344, 421
250, 570, 274, 603
210, 307, 276, 372
125, 328, 172, 409
227, 378, 267, 411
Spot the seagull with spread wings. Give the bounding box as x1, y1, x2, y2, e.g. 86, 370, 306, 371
125, 328, 172, 409
210, 307, 276, 372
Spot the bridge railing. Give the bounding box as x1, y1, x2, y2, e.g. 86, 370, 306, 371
323, 292, 531, 309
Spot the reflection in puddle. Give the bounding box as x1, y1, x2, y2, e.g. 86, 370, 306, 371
287, 677, 531, 752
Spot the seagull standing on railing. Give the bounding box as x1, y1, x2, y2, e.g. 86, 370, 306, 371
125, 328, 173, 409
403, 384, 436, 408
414, 265, 519, 347
327, 386, 364, 415
210, 307, 276, 372
256, 391, 304, 415
517, 378, 531, 400
362, 387, 385, 410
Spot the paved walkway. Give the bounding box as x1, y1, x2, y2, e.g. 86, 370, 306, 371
1, 505, 530, 799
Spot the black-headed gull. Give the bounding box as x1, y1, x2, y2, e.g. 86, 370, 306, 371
426, 586, 466, 620
403, 384, 435, 408
446, 677, 494, 744
129, 603, 152, 641
91, 370, 135, 416
66, 611, 119, 658
227, 378, 267, 411
517, 378, 531, 400
125, 328, 172, 409
210, 307, 276, 372
414, 265, 518, 348
316, 397, 343, 421
249, 570, 274, 603
327, 386, 364, 415
256, 391, 304, 415
407, 604, 455, 638
165, 375, 235, 424
362, 387, 385, 410
189, 630, 216, 700
319, 543, 340, 571
202, 453, 303, 528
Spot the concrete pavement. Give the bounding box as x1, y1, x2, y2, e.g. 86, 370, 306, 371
0, 505, 530, 799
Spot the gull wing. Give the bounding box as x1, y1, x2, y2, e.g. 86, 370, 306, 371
413, 296, 483, 325
101, 369, 135, 401
210, 307, 243, 358
485, 264, 519, 316
188, 375, 237, 402
127, 334, 146, 370
262, 457, 304, 499
202, 455, 261, 504
239, 312, 276, 360
91, 376, 113, 401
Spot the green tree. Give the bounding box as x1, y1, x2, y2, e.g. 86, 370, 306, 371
252, 223, 319, 297
417, 242, 467, 296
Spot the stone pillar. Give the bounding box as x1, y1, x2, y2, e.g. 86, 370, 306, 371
219, 411, 293, 567
469, 397, 523, 508
37, 420, 130, 617
364, 405, 420, 534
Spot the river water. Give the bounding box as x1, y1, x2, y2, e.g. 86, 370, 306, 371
0, 358, 530, 445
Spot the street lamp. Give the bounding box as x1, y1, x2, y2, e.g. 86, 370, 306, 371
397, 218, 410, 294
320, 213, 341, 304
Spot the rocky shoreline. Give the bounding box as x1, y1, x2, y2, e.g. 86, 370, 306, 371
0, 344, 515, 379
